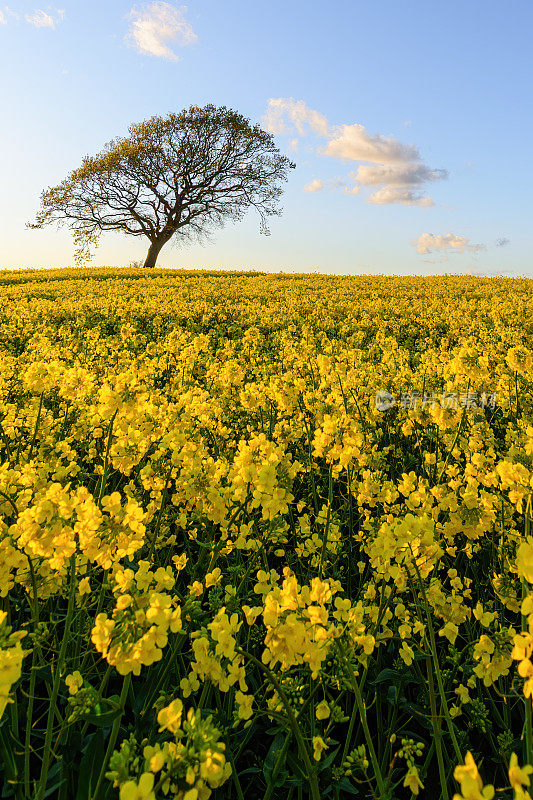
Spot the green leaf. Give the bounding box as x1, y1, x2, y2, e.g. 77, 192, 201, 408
43, 759, 66, 799
76, 730, 105, 800
285, 750, 307, 781
34, 665, 53, 685
372, 668, 401, 685
0, 724, 18, 785
80, 696, 122, 728
387, 684, 398, 704
262, 732, 290, 789
333, 777, 359, 796
80, 708, 121, 728
317, 745, 339, 772
263, 732, 286, 784
43, 775, 66, 799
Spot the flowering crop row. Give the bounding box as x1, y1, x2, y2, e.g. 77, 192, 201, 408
1, 268, 533, 799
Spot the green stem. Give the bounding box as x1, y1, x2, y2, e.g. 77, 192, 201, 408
90, 672, 131, 800
318, 465, 333, 579
27, 392, 44, 462
146, 464, 173, 562
24, 646, 38, 797
96, 410, 117, 506
437, 381, 470, 484
197, 681, 212, 711
35, 554, 77, 800
523, 504, 533, 764
24, 556, 41, 796
335, 640, 388, 800
262, 734, 291, 800
0, 489, 18, 518
425, 655, 449, 800
236, 647, 321, 800
410, 564, 462, 763
339, 585, 395, 769
213, 690, 245, 800
139, 630, 188, 719
78, 569, 109, 675
79, 664, 113, 742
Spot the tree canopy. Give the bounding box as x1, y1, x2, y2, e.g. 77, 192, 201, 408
28, 104, 295, 268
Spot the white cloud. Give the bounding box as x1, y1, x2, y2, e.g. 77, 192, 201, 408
304, 177, 357, 194
369, 187, 434, 206
262, 98, 330, 137
25, 9, 55, 27
354, 163, 448, 187
0, 6, 20, 25
323, 123, 420, 164
304, 179, 324, 193
125, 2, 197, 61
322, 124, 445, 205
263, 97, 446, 207
467, 266, 514, 277
413, 232, 486, 255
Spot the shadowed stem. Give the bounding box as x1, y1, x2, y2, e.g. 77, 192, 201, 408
90, 672, 132, 800
35, 554, 77, 800
334, 639, 389, 800
235, 647, 321, 800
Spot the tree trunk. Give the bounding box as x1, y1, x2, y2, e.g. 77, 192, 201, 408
143, 239, 165, 269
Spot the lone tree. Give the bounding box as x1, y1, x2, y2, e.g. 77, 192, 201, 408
28, 104, 295, 268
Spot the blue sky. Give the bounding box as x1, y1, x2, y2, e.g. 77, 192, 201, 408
1, 0, 531, 275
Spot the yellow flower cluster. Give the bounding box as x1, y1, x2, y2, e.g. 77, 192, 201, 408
181, 607, 250, 714
3, 267, 533, 799
109, 700, 231, 800
453, 752, 495, 800
229, 433, 299, 520
0, 610, 26, 720
366, 512, 442, 587
453, 752, 533, 800
261, 572, 339, 677
91, 562, 182, 675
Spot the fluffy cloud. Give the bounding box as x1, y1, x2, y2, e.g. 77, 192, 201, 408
262, 98, 330, 138
125, 2, 197, 61
1, 6, 19, 22
25, 9, 56, 27
354, 163, 447, 187
414, 233, 486, 255
304, 179, 324, 193
323, 124, 420, 165
303, 177, 356, 194
369, 187, 434, 207
263, 98, 446, 206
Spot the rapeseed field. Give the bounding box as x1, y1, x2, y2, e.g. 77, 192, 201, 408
2, 267, 533, 800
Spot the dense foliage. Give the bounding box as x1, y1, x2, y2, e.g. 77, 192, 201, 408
27, 106, 295, 268
2, 268, 533, 800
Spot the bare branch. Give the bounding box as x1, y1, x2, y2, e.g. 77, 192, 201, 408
28, 104, 295, 267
